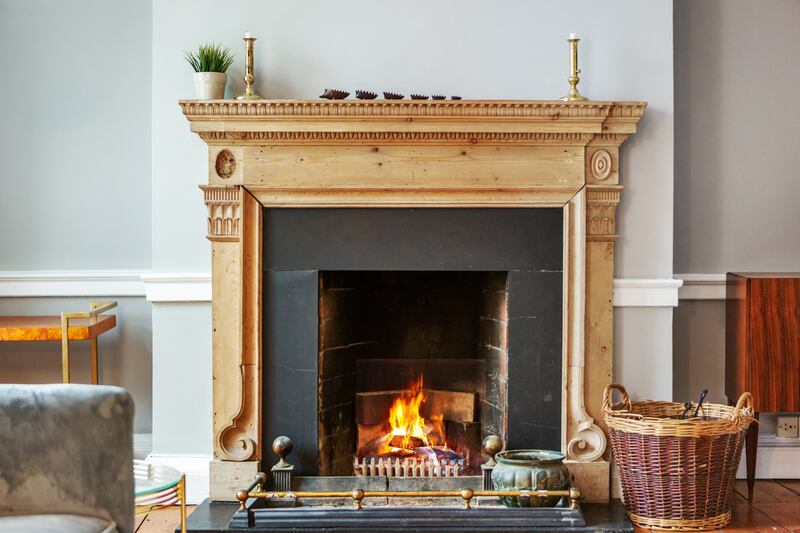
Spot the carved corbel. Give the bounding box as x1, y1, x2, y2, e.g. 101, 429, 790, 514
201, 185, 242, 241
586, 186, 622, 241
564, 189, 608, 463
202, 185, 262, 462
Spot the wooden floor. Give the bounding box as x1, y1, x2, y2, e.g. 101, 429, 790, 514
134, 481, 800, 533
635, 480, 800, 533
136, 506, 194, 533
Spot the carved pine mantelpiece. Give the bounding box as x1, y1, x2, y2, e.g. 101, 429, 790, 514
181, 99, 645, 502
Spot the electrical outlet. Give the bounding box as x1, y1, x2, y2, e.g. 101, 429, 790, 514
777, 416, 800, 438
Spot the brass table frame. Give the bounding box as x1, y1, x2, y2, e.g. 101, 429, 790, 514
135, 460, 187, 533
60, 300, 117, 383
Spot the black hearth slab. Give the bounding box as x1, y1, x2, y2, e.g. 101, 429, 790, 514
183, 499, 633, 533
183, 500, 239, 532
231, 506, 586, 530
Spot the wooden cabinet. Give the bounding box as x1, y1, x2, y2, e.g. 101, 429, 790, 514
726, 272, 800, 500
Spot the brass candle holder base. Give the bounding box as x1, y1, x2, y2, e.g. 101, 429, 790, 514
561, 37, 588, 102
237, 36, 262, 100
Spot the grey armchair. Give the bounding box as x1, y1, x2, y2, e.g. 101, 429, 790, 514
0, 384, 134, 533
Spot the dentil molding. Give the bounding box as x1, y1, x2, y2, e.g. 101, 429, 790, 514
180, 99, 645, 119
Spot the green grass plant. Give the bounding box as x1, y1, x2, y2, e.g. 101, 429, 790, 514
185, 43, 234, 73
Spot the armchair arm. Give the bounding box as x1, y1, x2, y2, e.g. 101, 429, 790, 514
0, 384, 134, 532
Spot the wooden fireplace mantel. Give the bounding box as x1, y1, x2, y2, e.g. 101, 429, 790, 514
180, 99, 645, 502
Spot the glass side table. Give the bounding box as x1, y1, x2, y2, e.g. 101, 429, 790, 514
134, 460, 187, 533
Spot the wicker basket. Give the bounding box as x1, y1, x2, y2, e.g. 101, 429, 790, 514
603, 384, 754, 531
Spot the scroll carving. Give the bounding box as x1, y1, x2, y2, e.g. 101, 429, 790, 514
217, 362, 258, 461
202, 186, 241, 241
564, 189, 608, 463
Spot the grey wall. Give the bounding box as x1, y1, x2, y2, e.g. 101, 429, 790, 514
0, 0, 152, 270
0, 0, 154, 432
673, 0, 800, 406
674, 0, 800, 274
151, 303, 211, 454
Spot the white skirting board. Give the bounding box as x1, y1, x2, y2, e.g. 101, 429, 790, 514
676, 273, 727, 300
133, 433, 153, 460
0, 270, 145, 297
135, 433, 212, 504
736, 438, 800, 479
612, 278, 683, 307
145, 454, 213, 505
0, 270, 687, 307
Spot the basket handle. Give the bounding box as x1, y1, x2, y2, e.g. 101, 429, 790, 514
602, 384, 632, 413
730, 392, 754, 420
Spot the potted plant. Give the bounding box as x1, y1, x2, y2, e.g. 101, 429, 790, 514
185, 43, 234, 100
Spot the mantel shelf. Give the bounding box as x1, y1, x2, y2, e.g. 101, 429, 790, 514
180, 99, 646, 141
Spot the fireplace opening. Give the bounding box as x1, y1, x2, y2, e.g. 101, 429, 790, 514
318, 271, 508, 476
262, 207, 564, 478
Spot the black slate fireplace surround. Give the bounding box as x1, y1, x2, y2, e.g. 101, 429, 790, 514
262, 208, 563, 476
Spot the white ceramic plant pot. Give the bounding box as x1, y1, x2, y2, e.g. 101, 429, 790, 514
193, 72, 227, 100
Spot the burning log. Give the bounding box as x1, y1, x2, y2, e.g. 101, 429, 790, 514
356, 389, 476, 425
354, 375, 474, 477
389, 434, 426, 449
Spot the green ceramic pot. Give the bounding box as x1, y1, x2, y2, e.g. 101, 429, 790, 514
491, 449, 571, 507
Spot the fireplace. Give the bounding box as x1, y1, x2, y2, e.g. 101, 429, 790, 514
322, 270, 506, 478
181, 99, 646, 503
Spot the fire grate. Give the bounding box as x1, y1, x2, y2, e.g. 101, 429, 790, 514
354, 456, 465, 477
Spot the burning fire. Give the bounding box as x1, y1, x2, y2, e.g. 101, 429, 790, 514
382, 376, 447, 453
355, 374, 468, 474
387, 376, 430, 450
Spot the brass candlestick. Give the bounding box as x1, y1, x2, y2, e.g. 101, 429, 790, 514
236, 34, 262, 100
561, 36, 588, 101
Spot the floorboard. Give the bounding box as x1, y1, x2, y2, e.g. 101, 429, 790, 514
136, 506, 193, 533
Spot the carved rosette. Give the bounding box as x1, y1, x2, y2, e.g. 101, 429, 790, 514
201, 185, 241, 241
590, 150, 612, 181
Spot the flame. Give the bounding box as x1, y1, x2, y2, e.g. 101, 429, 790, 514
386, 376, 431, 450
